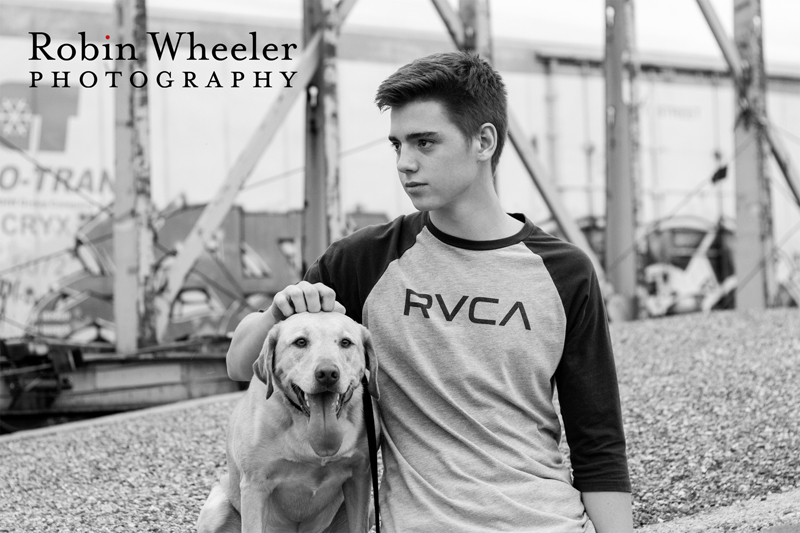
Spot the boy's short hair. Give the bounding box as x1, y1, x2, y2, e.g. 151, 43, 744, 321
375, 51, 508, 173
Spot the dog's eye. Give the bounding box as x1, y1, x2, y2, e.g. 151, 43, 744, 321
340, 338, 353, 348
293, 338, 308, 347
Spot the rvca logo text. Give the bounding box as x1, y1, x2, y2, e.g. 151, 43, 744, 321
403, 289, 531, 330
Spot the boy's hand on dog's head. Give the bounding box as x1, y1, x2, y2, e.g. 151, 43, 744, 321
269, 281, 346, 322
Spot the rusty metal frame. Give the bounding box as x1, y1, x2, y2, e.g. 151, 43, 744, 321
154, 0, 356, 339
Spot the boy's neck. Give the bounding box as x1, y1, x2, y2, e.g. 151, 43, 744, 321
428, 196, 524, 242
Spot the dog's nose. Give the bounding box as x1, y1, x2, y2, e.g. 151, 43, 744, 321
315, 365, 340, 388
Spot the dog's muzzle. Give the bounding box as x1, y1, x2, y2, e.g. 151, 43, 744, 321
290, 383, 355, 419
288, 382, 358, 457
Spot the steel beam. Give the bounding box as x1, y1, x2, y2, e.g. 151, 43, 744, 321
459, 0, 492, 59
507, 114, 605, 278
543, 59, 560, 193
430, 0, 466, 49
732, 0, 776, 309
695, 0, 745, 81
764, 123, 800, 208
460, 0, 496, 190
604, 0, 639, 320
302, 0, 344, 271
696, 0, 800, 293
696, 0, 783, 308
113, 0, 158, 352
155, 0, 356, 340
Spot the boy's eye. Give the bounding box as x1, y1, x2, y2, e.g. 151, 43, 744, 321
390, 143, 399, 153
418, 139, 431, 148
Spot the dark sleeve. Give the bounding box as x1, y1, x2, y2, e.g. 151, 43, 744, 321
303, 237, 356, 322
538, 239, 631, 493
303, 237, 366, 325
303, 213, 424, 325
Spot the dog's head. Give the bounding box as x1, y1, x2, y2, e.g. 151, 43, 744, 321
252, 312, 379, 457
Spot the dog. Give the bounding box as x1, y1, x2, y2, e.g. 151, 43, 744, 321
197, 312, 380, 533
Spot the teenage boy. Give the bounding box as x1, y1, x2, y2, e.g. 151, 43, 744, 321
228, 51, 632, 532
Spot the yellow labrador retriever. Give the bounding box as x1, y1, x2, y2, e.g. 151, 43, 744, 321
197, 312, 380, 533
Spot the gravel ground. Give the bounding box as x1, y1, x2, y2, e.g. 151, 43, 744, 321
0, 396, 238, 533
614, 308, 800, 528
637, 488, 800, 532
0, 307, 798, 531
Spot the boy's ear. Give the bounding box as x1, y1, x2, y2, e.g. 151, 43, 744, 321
253, 323, 280, 399
361, 327, 379, 400
476, 122, 498, 163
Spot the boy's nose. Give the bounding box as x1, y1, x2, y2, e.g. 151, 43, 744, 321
396, 151, 418, 174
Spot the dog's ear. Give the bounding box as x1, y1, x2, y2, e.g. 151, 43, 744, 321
253, 323, 280, 399
361, 326, 379, 400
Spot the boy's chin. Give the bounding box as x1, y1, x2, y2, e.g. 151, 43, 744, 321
406, 196, 440, 213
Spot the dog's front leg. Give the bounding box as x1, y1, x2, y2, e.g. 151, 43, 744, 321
239, 476, 271, 533
342, 466, 373, 533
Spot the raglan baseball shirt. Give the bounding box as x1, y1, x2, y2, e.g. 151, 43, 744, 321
304, 211, 630, 533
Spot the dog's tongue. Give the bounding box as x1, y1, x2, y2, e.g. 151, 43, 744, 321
307, 391, 343, 457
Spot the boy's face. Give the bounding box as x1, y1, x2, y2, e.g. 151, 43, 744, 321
388, 99, 483, 214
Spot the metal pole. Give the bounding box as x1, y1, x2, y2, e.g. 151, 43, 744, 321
302, 0, 343, 272
321, 0, 345, 246
580, 66, 596, 219
431, 0, 466, 48
732, 0, 776, 309
695, 0, 800, 210
507, 115, 606, 279
604, 0, 639, 320
459, 0, 496, 190
695, 0, 745, 81
764, 123, 800, 208
459, 0, 492, 60
544, 59, 560, 194
113, 0, 157, 352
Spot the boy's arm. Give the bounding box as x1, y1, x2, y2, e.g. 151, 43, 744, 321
582, 492, 633, 533
226, 281, 343, 381
226, 309, 278, 381
545, 251, 631, 519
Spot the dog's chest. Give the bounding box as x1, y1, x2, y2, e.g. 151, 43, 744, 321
268, 459, 354, 517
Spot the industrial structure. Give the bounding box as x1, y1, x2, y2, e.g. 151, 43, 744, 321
1, 0, 798, 431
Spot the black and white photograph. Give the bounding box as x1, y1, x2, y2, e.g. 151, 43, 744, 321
1, 0, 799, 531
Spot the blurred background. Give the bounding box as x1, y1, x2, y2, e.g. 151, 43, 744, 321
0, 0, 798, 430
